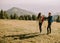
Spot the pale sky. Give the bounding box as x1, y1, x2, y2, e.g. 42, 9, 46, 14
0, 0, 60, 15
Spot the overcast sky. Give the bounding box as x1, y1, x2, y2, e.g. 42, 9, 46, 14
0, 0, 60, 15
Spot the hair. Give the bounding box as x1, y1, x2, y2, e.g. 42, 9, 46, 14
49, 12, 51, 14
37, 12, 41, 19
48, 12, 51, 16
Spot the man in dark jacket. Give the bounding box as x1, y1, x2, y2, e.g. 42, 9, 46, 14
47, 12, 53, 35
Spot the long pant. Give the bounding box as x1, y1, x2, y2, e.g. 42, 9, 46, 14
39, 23, 42, 33
47, 22, 52, 34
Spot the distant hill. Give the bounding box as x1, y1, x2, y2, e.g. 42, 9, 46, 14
7, 7, 35, 16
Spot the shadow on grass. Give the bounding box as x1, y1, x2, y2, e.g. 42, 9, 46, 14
3, 32, 45, 40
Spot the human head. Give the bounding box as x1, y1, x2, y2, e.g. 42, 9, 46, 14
37, 12, 41, 19
48, 12, 51, 16
38, 12, 41, 16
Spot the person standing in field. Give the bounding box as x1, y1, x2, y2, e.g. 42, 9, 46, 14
37, 13, 44, 33
47, 12, 53, 35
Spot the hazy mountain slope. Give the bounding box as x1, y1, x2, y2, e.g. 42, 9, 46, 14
7, 7, 35, 16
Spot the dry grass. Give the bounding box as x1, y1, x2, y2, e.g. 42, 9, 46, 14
0, 19, 60, 43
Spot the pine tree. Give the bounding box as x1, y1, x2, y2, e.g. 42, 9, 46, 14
13, 13, 18, 19
0, 11, 1, 19
32, 15, 36, 20
10, 14, 13, 19
4, 11, 9, 19
24, 15, 28, 20
27, 15, 31, 20
0, 10, 4, 19
56, 15, 60, 22
19, 15, 24, 20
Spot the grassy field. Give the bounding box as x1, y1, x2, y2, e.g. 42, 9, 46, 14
0, 19, 60, 43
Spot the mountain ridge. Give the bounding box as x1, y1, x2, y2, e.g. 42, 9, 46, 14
7, 7, 35, 16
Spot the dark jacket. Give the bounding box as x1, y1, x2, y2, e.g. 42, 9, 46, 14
48, 16, 53, 22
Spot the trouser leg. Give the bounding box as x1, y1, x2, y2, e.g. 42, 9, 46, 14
47, 25, 49, 34
49, 22, 51, 33
47, 22, 51, 34
39, 24, 42, 33
39, 23, 42, 33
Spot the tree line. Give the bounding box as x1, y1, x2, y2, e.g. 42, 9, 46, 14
0, 10, 60, 22
0, 10, 37, 20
